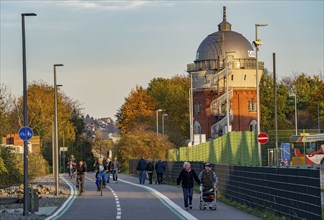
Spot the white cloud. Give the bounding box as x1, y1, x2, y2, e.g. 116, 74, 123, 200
53, 0, 151, 11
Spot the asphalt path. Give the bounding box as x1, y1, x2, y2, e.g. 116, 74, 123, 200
57, 173, 260, 220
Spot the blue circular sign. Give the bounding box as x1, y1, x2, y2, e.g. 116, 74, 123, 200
18, 126, 33, 141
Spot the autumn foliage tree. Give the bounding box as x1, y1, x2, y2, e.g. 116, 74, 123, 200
116, 86, 156, 133
117, 126, 174, 167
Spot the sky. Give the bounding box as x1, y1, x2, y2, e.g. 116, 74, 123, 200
1, 1, 323, 119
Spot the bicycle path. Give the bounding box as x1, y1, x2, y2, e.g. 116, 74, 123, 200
56, 173, 260, 220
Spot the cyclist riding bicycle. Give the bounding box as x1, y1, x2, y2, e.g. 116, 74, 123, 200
94, 157, 108, 191
74, 160, 87, 194
67, 155, 76, 178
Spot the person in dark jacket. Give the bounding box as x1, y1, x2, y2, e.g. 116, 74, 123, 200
177, 162, 200, 210
146, 158, 154, 184
111, 157, 121, 183
155, 159, 165, 184
137, 156, 147, 184
106, 157, 112, 183
74, 160, 87, 194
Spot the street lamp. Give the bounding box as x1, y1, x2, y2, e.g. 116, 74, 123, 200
289, 93, 298, 135
56, 85, 63, 173
21, 12, 36, 216
54, 64, 63, 195
253, 23, 268, 166
156, 109, 162, 135
162, 113, 168, 135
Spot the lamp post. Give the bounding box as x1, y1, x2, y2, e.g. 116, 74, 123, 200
156, 109, 162, 135
56, 85, 63, 173
254, 23, 268, 166
54, 64, 63, 195
162, 113, 168, 135
290, 93, 298, 135
21, 13, 37, 216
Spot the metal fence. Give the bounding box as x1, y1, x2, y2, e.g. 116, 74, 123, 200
129, 160, 322, 220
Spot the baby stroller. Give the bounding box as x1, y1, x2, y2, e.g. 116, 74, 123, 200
199, 186, 217, 210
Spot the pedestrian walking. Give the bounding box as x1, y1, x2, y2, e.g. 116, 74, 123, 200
155, 159, 165, 184
198, 163, 218, 191
137, 156, 147, 184
67, 155, 76, 178
146, 158, 154, 184
177, 162, 200, 210
106, 157, 112, 183
111, 157, 121, 183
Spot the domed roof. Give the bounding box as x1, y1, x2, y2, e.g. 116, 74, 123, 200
195, 7, 255, 61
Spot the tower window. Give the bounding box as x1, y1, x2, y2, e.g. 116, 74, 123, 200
249, 119, 257, 131
248, 99, 256, 112
231, 75, 234, 81
244, 75, 247, 80
194, 121, 201, 134
195, 102, 200, 114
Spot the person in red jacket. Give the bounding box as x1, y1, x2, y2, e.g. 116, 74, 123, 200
177, 162, 200, 210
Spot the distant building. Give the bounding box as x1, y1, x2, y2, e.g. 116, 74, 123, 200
1, 134, 41, 154
187, 6, 264, 140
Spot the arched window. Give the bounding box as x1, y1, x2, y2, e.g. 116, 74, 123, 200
194, 101, 200, 114
248, 99, 256, 112
194, 121, 201, 134
249, 119, 257, 131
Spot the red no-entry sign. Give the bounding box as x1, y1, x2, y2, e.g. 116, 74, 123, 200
257, 132, 269, 144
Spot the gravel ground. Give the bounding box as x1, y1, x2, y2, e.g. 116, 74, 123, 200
0, 175, 71, 220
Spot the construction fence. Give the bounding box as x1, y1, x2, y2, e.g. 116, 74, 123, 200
168, 131, 259, 166
168, 129, 324, 166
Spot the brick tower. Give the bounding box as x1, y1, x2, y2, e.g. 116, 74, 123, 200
187, 6, 264, 141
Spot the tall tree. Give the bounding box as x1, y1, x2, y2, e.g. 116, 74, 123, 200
116, 86, 156, 133
0, 84, 15, 138
117, 125, 174, 167
147, 75, 190, 146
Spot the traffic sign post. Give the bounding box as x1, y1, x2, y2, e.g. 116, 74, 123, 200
257, 132, 269, 145
18, 126, 33, 141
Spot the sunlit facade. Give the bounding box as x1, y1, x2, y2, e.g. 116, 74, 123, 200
187, 6, 264, 139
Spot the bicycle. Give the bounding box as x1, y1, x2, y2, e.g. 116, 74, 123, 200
100, 178, 103, 196
96, 172, 105, 196
76, 174, 84, 196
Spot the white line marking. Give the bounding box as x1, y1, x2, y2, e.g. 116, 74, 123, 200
45, 174, 77, 220
119, 179, 197, 220
85, 176, 122, 219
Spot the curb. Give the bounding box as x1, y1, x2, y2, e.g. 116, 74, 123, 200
45, 174, 77, 220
